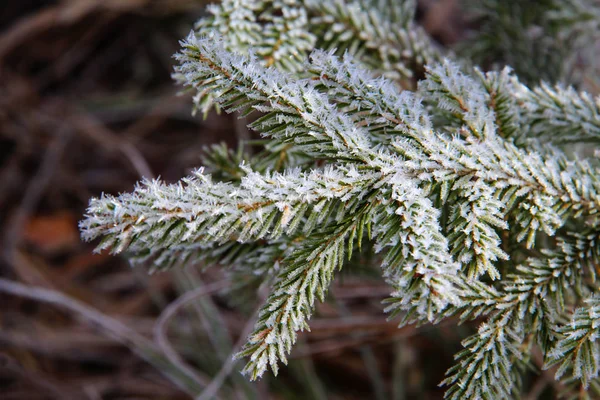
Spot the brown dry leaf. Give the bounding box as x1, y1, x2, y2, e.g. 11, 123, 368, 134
23, 211, 79, 254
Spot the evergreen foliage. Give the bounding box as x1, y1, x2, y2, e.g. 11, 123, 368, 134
80, 0, 600, 397
459, 0, 600, 85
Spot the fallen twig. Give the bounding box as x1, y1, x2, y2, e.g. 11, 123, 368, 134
0, 277, 208, 397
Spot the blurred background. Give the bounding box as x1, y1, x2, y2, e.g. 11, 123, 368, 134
1, 1, 584, 399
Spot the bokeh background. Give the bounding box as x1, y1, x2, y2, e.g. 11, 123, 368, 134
0, 1, 577, 399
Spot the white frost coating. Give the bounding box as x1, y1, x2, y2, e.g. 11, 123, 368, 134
546, 294, 600, 388
81, 2, 600, 396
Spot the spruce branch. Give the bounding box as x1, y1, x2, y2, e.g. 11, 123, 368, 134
442, 311, 525, 400
194, 0, 441, 81
80, 164, 379, 270
446, 180, 508, 280
476, 67, 523, 140
546, 295, 600, 389
547, 0, 600, 45
419, 60, 498, 140
189, 0, 439, 114
196, 0, 315, 71
443, 229, 600, 398
515, 82, 600, 144
305, 53, 600, 241
392, 127, 600, 247
304, 0, 441, 81
497, 230, 600, 346
235, 200, 375, 379
175, 34, 376, 162
80, 1, 600, 396
458, 0, 598, 84
375, 180, 460, 324
237, 175, 463, 378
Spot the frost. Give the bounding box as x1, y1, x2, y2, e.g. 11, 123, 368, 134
79, 0, 600, 397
